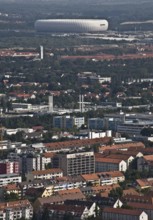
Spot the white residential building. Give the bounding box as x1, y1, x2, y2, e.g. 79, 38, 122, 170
0, 200, 33, 220
0, 174, 22, 187
26, 155, 46, 172
26, 168, 63, 182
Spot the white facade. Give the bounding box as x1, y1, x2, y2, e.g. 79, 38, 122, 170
74, 117, 85, 128
35, 19, 109, 33
26, 169, 63, 182
99, 173, 125, 185
88, 131, 112, 139
0, 200, 33, 220
26, 156, 45, 173
0, 174, 22, 187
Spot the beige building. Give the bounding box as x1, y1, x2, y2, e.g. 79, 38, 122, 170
57, 151, 95, 176
26, 168, 63, 181
81, 171, 125, 186
41, 185, 54, 197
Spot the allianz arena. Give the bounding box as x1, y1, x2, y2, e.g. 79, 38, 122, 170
35, 19, 109, 33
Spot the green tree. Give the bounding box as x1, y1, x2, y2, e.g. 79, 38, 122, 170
5, 192, 19, 201
109, 187, 123, 199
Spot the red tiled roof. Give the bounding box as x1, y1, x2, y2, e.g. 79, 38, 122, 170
32, 168, 63, 175
144, 155, 153, 161
0, 200, 31, 210
127, 202, 153, 210
43, 152, 56, 158
3, 184, 20, 191
103, 207, 143, 216
44, 137, 110, 151
99, 142, 145, 152
97, 171, 124, 178
44, 204, 84, 214
95, 157, 124, 164
81, 173, 99, 181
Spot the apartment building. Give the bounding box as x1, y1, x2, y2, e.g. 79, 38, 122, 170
0, 160, 19, 175
88, 118, 104, 130
102, 207, 148, 220
127, 202, 153, 220
95, 157, 127, 172
26, 154, 45, 173
81, 171, 125, 186
0, 174, 22, 187
26, 168, 63, 182
53, 115, 85, 129
57, 151, 95, 176
0, 200, 33, 220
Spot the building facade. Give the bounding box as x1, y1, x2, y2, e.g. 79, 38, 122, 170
0, 174, 22, 187
0, 200, 33, 220
0, 160, 19, 175
58, 151, 95, 176
102, 208, 148, 220
95, 158, 127, 172
53, 115, 84, 129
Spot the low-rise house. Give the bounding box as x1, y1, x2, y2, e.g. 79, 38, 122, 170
2, 184, 22, 200
41, 185, 54, 197
102, 207, 148, 220
80, 184, 120, 196
53, 176, 85, 193
98, 171, 125, 185
81, 171, 125, 186
0, 200, 33, 220
136, 178, 153, 190
18, 179, 50, 198
25, 188, 44, 200
122, 188, 140, 196
41, 202, 98, 220
81, 173, 100, 186
33, 188, 86, 213
26, 168, 63, 182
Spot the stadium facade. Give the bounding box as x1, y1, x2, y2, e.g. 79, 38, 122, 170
35, 19, 108, 33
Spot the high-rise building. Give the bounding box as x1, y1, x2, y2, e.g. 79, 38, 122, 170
53, 115, 84, 129
48, 95, 53, 113
0, 160, 19, 175
88, 118, 104, 130
57, 151, 95, 176
40, 45, 44, 60
26, 154, 45, 173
